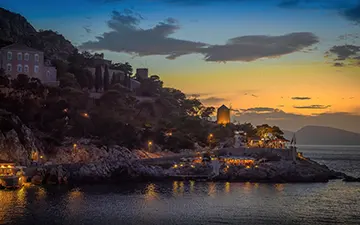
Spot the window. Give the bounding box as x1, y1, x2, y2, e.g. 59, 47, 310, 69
24, 65, 29, 73
35, 54, 39, 62
17, 53, 22, 61
6, 63, 12, 72
24, 53, 29, 61
7, 52, 12, 60
34, 65, 39, 73
17, 64, 22, 73
46, 71, 51, 77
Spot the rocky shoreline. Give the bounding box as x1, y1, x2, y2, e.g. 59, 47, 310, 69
26, 144, 356, 185
0, 111, 358, 186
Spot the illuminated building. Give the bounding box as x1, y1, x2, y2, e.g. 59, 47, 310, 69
217, 104, 230, 125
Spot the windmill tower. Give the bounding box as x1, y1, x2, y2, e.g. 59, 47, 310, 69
216, 104, 230, 125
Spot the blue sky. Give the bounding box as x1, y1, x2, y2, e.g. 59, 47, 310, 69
1, 0, 360, 132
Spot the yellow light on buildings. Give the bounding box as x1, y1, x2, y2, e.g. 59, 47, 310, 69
180, 164, 184, 167
73, 144, 77, 148
148, 141, 153, 145
191, 165, 195, 168
255, 165, 259, 168
173, 164, 178, 168
209, 133, 214, 138
245, 166, 251, 169
40, 155, 43, 159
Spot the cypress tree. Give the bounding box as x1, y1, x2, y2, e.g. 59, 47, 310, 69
111, 72, 116, 85
103, 65, 110, 91
94, 65, 102, 92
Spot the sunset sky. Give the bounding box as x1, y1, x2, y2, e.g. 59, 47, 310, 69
2, 0, 360, 132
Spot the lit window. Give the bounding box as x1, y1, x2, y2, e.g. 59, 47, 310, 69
35, 54, 39, 62
7, 52, 12, 60
24, 65, 29, 73
17, 64, 22, 73
17, 53, 22, 61
6, 63, 12, 72
34, 65, 39, 73
24, 53, 29, 61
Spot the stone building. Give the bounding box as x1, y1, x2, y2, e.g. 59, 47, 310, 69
217, 104, 230, 125
0, 43, 58, 86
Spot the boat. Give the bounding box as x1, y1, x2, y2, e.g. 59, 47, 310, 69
0, 161, 26, 189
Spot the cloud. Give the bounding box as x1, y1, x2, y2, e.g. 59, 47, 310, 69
200, 97, 227, 105
291, 96, 311, 100
199, 32, 319, 62
243, 107, 279, 113
80, 11, 318, 62
293, 105, 331, 109
333, 62, 345, 67
186, 92, 211, 98
326, 44, 360, 66
79, 10, 207, 59
83, 26, 92, 34
343, 2, 360, 23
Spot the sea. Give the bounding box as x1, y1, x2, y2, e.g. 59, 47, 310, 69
0, 146, 359, 225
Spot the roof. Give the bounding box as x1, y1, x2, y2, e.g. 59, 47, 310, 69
218, 104, 229, 110
1, 43, 42, 52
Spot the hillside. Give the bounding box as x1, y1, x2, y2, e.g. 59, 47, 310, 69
284, 126, 360, 145
0, 7, 76, 61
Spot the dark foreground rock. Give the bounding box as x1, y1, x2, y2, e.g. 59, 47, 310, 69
343, 175, 360, 182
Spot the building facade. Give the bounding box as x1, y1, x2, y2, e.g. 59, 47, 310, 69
136, 68, 149, 80
0, 44, 58, 85
217, 104, 230, 125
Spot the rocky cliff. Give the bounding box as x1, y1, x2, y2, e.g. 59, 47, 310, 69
0, 7, 76, 61
0, 109, 44, 166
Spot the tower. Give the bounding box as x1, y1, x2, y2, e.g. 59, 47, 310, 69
217, 105, 230, 125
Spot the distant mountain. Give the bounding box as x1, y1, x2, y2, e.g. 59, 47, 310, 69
283, 126, 360, 145
0, 7, 76, 61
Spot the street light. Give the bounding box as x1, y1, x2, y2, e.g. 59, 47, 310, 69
148, 141, 153, 150
81, 112, 90, 118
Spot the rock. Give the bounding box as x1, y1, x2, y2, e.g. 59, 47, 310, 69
343, 175, 360, 182
0, 110, 45, 166
31, 175, 42, 185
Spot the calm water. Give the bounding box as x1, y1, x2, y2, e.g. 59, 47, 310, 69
1, 146, 360, 225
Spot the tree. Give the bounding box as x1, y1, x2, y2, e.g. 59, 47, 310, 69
0, 75, 10, 87
0, 68, 5, 76
201, 107, 215, 120
103, 65, 110, 91
110, 62, 133, 88
59, 73, 78, 88
94, 65, 102, 92
85, 70, 94, 90
11, 74, 30, 90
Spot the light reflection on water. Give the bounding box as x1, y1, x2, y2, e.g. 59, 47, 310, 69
0, 181, 358, 225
